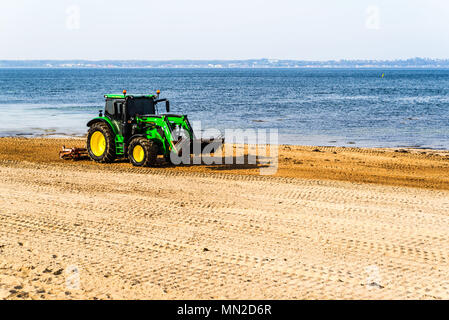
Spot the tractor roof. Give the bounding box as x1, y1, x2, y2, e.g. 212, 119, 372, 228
104, 94, 156, 99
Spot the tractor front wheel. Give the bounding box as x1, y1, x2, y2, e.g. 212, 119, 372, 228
87, 122, 116, 163
128, 138, 158, 167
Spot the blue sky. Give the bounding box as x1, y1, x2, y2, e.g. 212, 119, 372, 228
1, 0, 448, 60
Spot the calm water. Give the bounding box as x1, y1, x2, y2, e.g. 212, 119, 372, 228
0, 68, 448, 148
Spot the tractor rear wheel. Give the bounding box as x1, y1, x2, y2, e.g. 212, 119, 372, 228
87, 122, 116, 163
128, 138, 159, 167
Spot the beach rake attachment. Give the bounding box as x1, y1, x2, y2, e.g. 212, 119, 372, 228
59, 146, 89, 160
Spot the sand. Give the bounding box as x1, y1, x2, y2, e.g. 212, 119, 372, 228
0, 137, 448, 299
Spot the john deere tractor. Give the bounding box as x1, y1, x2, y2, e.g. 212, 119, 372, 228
86, 90, 221, 167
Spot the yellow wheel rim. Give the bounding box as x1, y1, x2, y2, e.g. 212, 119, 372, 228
133, 145, 145, 163
90, 131, 106, 157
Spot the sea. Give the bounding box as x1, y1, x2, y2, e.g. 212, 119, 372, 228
0, 68, 448, 149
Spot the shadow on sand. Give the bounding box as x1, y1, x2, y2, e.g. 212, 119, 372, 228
112, 154, 271, 171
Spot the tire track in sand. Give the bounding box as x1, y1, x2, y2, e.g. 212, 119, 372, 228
0, 162, 449, 299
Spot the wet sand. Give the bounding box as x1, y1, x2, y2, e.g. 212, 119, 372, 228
0, 137, 448, 299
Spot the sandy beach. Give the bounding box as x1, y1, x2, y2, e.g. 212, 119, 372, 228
0, 137, 449, 299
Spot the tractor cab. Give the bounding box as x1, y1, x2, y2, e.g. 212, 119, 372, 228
104, 96, 155, 120
103, 90, 170, 121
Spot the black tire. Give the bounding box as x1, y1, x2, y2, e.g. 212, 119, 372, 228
128, 137, 159, 167
86, 122, 116, 163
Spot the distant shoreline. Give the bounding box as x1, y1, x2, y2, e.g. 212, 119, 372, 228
2, 67, 449, 70
1, 58, 449, 69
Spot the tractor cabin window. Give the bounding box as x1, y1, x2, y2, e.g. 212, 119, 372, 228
127, 98, 156, 117
105, 100, 114, 117
114, 102, 123, 120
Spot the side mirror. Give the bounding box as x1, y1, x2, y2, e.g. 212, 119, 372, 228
166, 101, 170, 113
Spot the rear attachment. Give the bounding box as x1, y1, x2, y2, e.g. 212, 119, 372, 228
59, 146, 89, 160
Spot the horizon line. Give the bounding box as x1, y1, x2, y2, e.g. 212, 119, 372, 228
0, 57, 448, 62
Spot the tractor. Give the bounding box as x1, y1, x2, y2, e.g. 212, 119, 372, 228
86, 90, 222, 166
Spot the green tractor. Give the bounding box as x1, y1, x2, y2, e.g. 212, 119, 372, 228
86, 90, 222, 167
